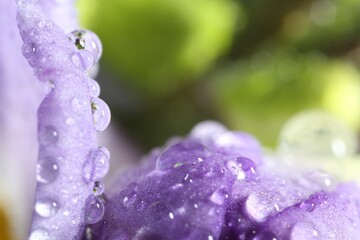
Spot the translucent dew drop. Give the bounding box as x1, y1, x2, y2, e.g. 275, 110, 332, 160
88, 79, 100, 97
299, 200, 316, 212
299, 192, 328, 212
70, 29, 102, 61
83, 147, 110, 183
71, 50, 95, 72
156, 141, 208, 171
279, 111, 357, 159
226, 157, 258, 181
91, 98, 111, 132
84, 196, 105, 224
39, 125, 59, 146
306, 169, 337, 191
209, 188, 229, 205
29, 228, 50, 240
93, 181, 105, 196
36, 156, 59, 184
88, 63, 100, 79
121, 182, 138, 207
190, 121, 227, 143
35, 198, 59, 218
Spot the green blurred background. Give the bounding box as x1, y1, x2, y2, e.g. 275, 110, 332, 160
78, 0, 360, 151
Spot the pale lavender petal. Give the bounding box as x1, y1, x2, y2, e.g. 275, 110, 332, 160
15, 1, 110, 239
0, 0, 44, 239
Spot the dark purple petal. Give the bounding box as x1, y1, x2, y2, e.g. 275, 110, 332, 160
89, 122, 360, 240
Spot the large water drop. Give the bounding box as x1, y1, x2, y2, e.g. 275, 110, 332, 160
70, 30, 102, 61
71, 50, 95, 72
37, 156, 59, 184
91, 98, 111, 132
279, 111, 357, 159
29, 228, 50, 240
35, 198, 59, 218
93, 181, 105, 196
84, 196, 105, 224
38, 125, 59, 146
156, 141, 208, 171
83, 147, 110, 183
88, 79, 100, 97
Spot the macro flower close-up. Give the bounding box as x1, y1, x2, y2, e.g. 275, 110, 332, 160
1, 0, 360, 240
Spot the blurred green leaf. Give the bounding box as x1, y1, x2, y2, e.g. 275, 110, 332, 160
79, 0, 241, 97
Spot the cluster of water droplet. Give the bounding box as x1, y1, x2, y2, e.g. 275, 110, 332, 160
277, 110, 358, 177
86, 121, 360, 239
68, 29, 110, 225
27, 27, 110, 240
15, 0, 111, 239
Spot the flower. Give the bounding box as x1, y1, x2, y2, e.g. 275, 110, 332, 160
1, 1, 360, 240
89, 121, 360, 239
2, 0, 110, 239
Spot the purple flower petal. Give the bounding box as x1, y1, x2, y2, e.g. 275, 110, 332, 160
89, 122, 360, 240
13, 1, 110, 238
0, 0, 44, 238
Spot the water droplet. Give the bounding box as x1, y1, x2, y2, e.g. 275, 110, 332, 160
71, 50, 95, 71
39, 125, 59, 146
306, 170, 337, 191
84, 196, 105, 224
37, 156, 59, 184
87, 63, 100, 78
93, 181, 105, 195
169, 212, 174, 220
210, 188, 229, 205
88, 79, 100, 97
190, 121, 227, 143
121, 182, 138, 207
72, 194, 81, 204
29, 228, 50, 240
35, 198, 59, 217
226, 157, 258, 181
83, 147, 110, 183
157, 141, 208, 171
70, 30, 102, 61
91, 98, 111, 132
299, 192, 328, 212
279, 111, 357, 159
